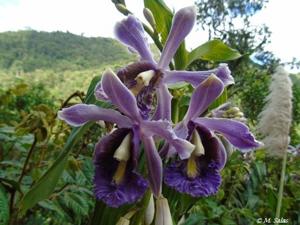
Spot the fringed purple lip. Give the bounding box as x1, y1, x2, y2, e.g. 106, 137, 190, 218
164, 123, 225, 197
163, 74, 261, 197
93, 128, 148, 207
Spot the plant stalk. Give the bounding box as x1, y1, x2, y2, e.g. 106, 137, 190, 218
18, 135, 38, 184
9, 135, 37, 225
275, 150, 287, 218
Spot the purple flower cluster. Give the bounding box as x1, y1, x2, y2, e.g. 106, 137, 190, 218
58, 6, 261, 208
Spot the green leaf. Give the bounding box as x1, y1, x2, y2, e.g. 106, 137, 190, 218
11, 83, 29, 96
144, 0, 188, 69
18, 76, 102, 215
174, 42, 188, 70
188, 39, 241, 65
144, 0, 173, 44
0, 184, 9, 225
0, 177, 22, 193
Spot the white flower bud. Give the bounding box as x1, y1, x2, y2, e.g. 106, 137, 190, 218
143, 8, 156, 29
115, 217, 130, 225
155, 196, 173, 225
145, 194, 155, 225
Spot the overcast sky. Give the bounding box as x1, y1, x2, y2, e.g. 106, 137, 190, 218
0, 0, 299, 72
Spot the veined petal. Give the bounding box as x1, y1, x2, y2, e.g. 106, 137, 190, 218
184, 74, 224, 122
142, 136, 162, 196
58, 104, 132, 128
101, 69, 141, 121
152, 84, 172, 121
158, 6, 196, 69
193, 117, 262, 151
115, 15, 155, 63
164, 64, 234, 87
142, 120, 195, 159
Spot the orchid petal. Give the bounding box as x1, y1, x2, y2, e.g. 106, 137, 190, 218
142, 120, 195, 159
115, 15, 155, 63
101, 69, 141, 121
58, 104, 132, 128
152, 84, 172, 121
94, 81, 109, 101
184, 74, 224, 122
193, 118, 262, 151
142, 136, 162, 196
164, 64, 234, 87
158, 6, 196, 69
195, 124, 227, 169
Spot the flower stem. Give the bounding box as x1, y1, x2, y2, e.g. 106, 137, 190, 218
9, 135, 37, 225
275, 150, 287, 218
18, 135, 37, 184
171, 98, 179, 124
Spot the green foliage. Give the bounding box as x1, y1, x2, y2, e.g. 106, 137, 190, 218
188, 39, 241, 66
290, 74, 300, 145
18, 75, 102, 215
0, 30, 134, 72
183, 151, 300, 225
33, 156, 94, 225
0, 184, 9, 225
233, 61, 271, 122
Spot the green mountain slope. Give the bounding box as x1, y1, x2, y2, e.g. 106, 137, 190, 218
0, 30, 134, 72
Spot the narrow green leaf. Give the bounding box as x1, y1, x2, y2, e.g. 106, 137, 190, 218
18, 75, 102, 215
174, 42, 188, 70
144, 0, 173, 44
188, 39, 241, 65
0, 184, 9, 225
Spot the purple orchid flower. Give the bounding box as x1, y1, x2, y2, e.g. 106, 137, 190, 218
58, 69, 194, 207
163, 74, 262, 197
96, 6, 234, 122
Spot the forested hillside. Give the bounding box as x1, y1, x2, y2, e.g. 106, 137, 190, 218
0, 30, 134, 72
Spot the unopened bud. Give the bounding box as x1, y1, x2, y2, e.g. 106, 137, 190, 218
155, 196, 173, 225
235, 112, 244, 117
116, 3, 131, 15
145, 194, 155, 225
143, 8, 156, 29
226, 107, 240, 115
115, 217, 130, 225
96, 120, 106, 128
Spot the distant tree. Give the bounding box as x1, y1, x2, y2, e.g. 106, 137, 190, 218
0, 30, 134, 72
193, 0, 279, 121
